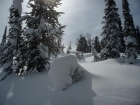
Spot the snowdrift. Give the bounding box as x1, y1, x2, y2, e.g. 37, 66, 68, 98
0, 54, 140, 105
50, 55, 85, 90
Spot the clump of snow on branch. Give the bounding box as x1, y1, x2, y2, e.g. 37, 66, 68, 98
124, 36, 137, 46
125, 48, 137, 64
50, 55, 85, 90
75, 53, 85, 61
37, 44, 48, 58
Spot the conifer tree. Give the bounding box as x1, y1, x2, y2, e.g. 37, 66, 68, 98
92, 36, 101, 53
14, 0, 65, 76
68, 41, 72, 50
0, 0, 23, 80
76, 35, 88, 53
67, 41, 71, 54
122, 0, 137, 64
0, 26, 7, 65
1, 26, 7, 49
136, 26, 140, 54
86, 33, 92, 53
100, 0, 122, 60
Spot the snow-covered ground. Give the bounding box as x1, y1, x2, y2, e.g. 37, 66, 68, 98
0, 53, 140, 105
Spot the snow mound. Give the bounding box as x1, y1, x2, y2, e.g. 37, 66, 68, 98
50, 55, 84, 90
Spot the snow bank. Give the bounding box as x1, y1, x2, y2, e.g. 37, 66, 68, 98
50, 55, 84, 90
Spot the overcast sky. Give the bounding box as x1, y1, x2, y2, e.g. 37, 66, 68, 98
0, 0, 140, 50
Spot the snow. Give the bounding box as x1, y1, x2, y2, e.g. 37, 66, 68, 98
24, 28, 34, 35
50, 55, 84, 90
13, 0, 23, 15
0, 54, 140, 105
124, 36, 136, 46
38, 44, 48, 58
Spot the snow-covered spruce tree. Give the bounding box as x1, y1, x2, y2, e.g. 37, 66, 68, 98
76, 35, 88, 53
86, 33, 92, 53
100, 0, 123, 60
67, 41, 71, 54
0, 26, 7, 65
92, 36, 101, 53
122, 0, 137, 64
1, 26, 7, 51
91, 45, 100, 62
14, 0, 65, 76
0, 0, 23, 80
136, 26, 140, 54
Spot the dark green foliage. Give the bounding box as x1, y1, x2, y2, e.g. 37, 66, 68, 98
1, 4, 22, 78
1, 26, 7, 48
122, 0, 136, 45
100, 0, 122, 60
14, 0, 65, 76
92, 36, 101, 53
136, 26, 140, 54
122, 0, 137, 63
71, 67, 84, 83
76, 35, 88, 53
0, 26, 7, 65
86, 33, 92, 53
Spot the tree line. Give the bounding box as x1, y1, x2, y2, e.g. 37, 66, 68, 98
76, 0, 140, 64
76, 33, 101, 53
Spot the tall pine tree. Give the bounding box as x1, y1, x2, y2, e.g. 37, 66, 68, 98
0, 0, 23, 80
122, 0, 137, 64
0, 26, 7, 65
100, 0, 122, 60
136, 26, 140, 54
14, 0, 65, 76
1, 26, 7, 49
86, 33, 92, 53
92, 36, 101, 53
76, 35, 88, 53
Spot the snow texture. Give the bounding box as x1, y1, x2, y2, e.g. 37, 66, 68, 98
50, 55, 84, 90
0, 54, 140, 105
125, 36, 136, 46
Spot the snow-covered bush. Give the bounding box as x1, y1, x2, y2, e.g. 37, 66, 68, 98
125, 48, 137, 64
91, 46, 100, 61
75, 53, 85, 61
50, 55, 85, 90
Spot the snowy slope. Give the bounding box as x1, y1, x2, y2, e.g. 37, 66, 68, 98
0, 54, 140, 105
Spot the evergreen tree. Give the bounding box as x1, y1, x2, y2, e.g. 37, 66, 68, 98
68, 41, 72, 50
61, 44, 65, 53
136, 26, 140, 54
92, 36, 101, 53
76, 35, 88, 53
100, 0, 122, 60
1, 26, 7, 49
0, 0, 23, 80
122, 0, 137, 64
86, 33, 92, 53
14, 0, 65, 76
0, 26, 7, 65
67, 41, 71, 54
